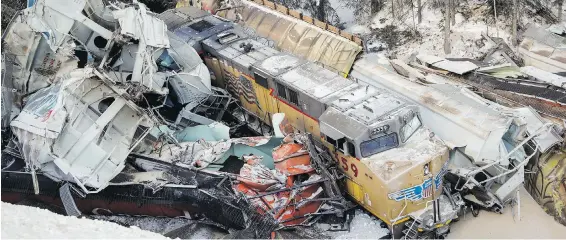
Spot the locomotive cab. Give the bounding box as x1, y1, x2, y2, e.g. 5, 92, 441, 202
319, 90, 450, 234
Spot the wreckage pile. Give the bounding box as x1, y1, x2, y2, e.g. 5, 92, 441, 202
1, 0, 355, 238
2, 0, 566, 239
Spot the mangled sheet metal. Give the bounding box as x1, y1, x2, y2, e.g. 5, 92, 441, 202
514, 107, 563, 153
10, 68, 151, 193
0, 0, 241, 195
235, 140, 325, 226
519, 25, 566, 73
127, 114, 353, 231
141, 136, 279, 170
476, 64, 526, 78
216, 0, 362, 77
416, 54, 479, 75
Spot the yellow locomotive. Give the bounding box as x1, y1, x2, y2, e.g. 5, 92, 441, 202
163, 9, 451, 236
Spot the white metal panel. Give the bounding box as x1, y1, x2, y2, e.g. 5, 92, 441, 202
521, 66, 566, 88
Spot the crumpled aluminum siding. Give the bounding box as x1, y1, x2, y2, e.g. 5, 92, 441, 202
218, 1, 362, 77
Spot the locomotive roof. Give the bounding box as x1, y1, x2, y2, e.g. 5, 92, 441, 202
188, 13, 414, 135
255, 54, 411, 124
319, 84, 413, 140
203, 34, 280, 69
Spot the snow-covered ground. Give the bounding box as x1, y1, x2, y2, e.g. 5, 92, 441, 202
354, 1, 555, 60
1, 202, 168, 239
449, 187, 566, 239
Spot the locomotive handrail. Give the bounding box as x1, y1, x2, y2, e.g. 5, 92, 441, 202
465, 122, 552, 178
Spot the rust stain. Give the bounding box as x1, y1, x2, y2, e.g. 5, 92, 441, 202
420, 93, 461, 115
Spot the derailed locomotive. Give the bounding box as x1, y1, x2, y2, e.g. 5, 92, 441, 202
160, 7, 455, 237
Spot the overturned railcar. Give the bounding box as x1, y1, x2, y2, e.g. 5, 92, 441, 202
161, 7, 453, 237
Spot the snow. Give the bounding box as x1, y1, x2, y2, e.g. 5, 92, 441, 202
260, 55, 301, 74
367, 2, 519, 60
321, 209, 390, 239
1, 202, 168, 239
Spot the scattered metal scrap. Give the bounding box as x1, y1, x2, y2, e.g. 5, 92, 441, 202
3, 0, 566, 239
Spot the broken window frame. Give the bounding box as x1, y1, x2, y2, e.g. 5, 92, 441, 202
156, 49, 183, 72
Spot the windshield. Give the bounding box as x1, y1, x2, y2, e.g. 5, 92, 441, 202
156, 50, 182, 72
360, 133, 399, 158
400, 115, 422, 142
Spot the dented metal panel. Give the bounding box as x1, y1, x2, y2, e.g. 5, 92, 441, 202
10, 70, 149, 192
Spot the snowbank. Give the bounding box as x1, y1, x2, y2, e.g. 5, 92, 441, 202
1, 202, 168, 239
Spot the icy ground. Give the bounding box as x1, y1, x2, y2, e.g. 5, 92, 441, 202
1, 202, 167, 239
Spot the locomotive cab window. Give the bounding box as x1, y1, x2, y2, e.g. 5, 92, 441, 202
336, 138, 346, 153
276, 82, 287, 100
288, 89, 299, 106
254, 73, 269, 89
400, 115, 422, 142
346, 141, 356, 157
156, 50, 182, 72
360, 133, 399, 158
326, 136, 337, 147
